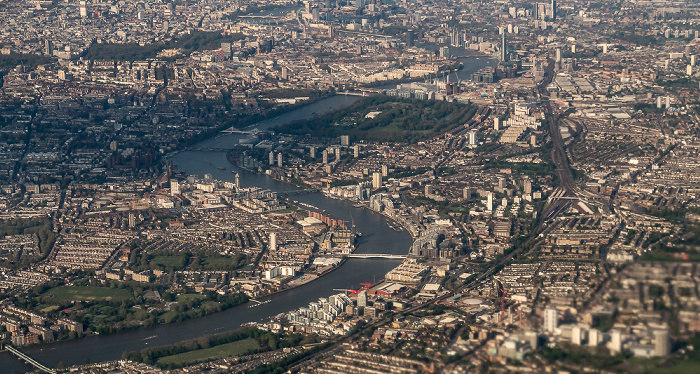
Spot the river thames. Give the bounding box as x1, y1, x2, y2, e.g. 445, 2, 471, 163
0, 56, 495, 372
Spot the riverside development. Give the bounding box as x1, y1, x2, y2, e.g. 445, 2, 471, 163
2, 1, 700, 373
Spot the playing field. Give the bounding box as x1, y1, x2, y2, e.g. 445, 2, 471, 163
156, 338, 259, 366
44, 286, 131, 302
176, 293, 206, 302
151, 255, 186, 267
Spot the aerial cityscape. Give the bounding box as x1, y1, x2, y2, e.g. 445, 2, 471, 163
0, 0, 699, 373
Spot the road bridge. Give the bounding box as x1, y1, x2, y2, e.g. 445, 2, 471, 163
220, 128, 258, 134
347, 254, 406, 260
279, 189, 321, 195
4, 344, 55, 374
184, 147, 232, 152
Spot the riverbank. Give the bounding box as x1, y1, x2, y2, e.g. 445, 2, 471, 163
266, 257, 348, 299
0, 95, 411, 373
225, 153, 420, 240
165, 90, 337, 159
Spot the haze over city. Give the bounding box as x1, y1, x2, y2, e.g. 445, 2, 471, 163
0, 0, 699, 373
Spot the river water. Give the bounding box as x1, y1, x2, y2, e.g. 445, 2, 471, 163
0, 95, 410, 373
1, 56, 495, 372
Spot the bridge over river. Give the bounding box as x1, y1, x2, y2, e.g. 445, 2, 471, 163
346, 254, 407, 260
4, 344, 55, 373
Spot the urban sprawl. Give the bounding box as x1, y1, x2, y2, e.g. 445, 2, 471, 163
0, 0, 700, 373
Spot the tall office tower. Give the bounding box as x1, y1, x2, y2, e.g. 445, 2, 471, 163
544, 308, 558, 332
269, 232, 277, 252
657, 96, 663, 109
463, 187, 471, 199
234, 173, 240, 189
372, 172, 382, 190
406, 29, 415, 47
588, 329, 599, 346
170, 179, 180, 196
524, 178, 532, 194
310, 146, 316, 159
555, 47, 561, 62
334, 147, 340, 162
269, 151, 275, 165
340, 135, 349, 146
551, 0, 557, 20
494, 117, 500, 130
322, 149, 328, 164
610, 329, 622, 353
44, 40, 53, 55
500, 32, 507, 62
381, 164, 388, 177
357, 290, 367, 307
353, 145, 359, 158
129, 213, 136, 228
440, 46, 450, 58
538, 3, 546, 20
654, 330, 670, 356
572, 326, 584, 345
277, 153, 283, 167
487, 192, 493, 211
469, 131, 477, 145
80, 1, 87, 17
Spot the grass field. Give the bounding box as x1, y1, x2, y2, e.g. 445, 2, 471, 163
176, 294, 206, 302
651, 361, 700, 373
156, 338, 259, 366
44, 286, 131, 302
39, 305, 59, 313
201, 255, 246, 270
275, 95, 478, 143
151, 255, 186, 267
